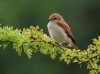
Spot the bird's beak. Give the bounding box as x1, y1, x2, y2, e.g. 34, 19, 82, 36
48, 19, 53, 21
48, 19, 50, 21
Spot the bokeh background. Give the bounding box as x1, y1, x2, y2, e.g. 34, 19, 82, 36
0, 0, 100, 74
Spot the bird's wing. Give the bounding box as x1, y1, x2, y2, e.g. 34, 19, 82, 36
57, 21, 77, 45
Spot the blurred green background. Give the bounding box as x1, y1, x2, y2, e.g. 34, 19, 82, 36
0, 0, 100, 74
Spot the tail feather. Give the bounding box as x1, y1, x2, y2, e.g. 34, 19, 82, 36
62, 42, 79, 50
71, 42, 79, 50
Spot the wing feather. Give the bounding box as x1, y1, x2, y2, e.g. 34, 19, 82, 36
57, 21, 77, 45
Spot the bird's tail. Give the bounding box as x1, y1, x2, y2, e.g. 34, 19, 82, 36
71, 42, 79, 50
62, 42, 79, 50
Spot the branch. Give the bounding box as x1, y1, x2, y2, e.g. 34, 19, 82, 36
0, 25, 100, 74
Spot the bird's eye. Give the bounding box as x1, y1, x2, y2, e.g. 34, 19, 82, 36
54, 18, 57, 20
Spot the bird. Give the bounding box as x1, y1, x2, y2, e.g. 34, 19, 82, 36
47, 13, 79, 49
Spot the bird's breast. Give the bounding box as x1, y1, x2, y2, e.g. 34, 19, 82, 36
47, 22, 69, 43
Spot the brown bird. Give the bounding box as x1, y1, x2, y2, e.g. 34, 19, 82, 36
47, 13, 79, 49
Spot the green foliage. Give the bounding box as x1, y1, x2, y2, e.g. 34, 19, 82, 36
0, 25, 100, 74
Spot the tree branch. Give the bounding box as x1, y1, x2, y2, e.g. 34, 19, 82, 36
0, 25, 100, 74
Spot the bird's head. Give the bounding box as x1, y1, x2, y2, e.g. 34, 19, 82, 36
48, 13, 65, 23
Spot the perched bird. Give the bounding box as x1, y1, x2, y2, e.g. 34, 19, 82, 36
47, 13, 79, 49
